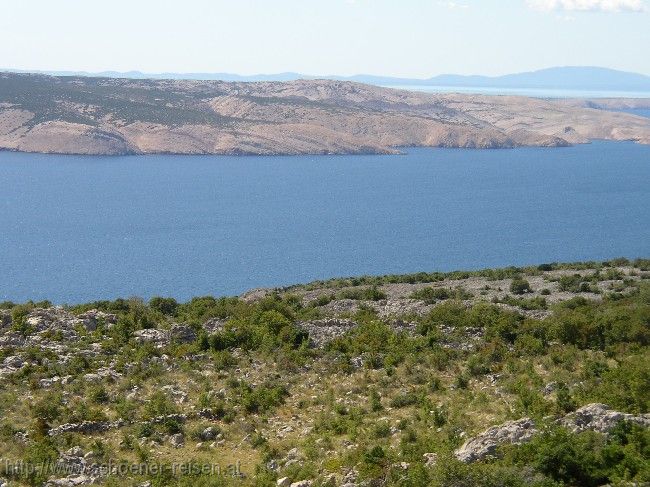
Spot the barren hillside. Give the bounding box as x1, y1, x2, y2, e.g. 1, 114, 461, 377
1, 72, 649, 155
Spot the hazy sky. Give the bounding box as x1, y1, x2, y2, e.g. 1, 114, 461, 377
1, 0, 648, 77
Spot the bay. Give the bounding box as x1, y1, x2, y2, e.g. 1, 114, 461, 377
1, 141, 648, 303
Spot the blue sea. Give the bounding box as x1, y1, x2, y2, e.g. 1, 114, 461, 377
620, 109, 650, 119
1, 141, 649, 303
386, 85, 650, 99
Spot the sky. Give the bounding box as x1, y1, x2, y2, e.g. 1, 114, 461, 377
1, 0, 649, 77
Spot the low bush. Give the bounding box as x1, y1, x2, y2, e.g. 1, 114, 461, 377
510, 278, 532, 295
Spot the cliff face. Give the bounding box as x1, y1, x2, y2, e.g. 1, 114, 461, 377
1, 73, 649, 155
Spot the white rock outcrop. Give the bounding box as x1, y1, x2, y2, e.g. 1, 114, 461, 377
454, 403, 650, 463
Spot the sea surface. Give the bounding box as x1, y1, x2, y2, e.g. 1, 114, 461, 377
620, 108, 650, 119
1, 141, 649, 303
386, 85, 650, 99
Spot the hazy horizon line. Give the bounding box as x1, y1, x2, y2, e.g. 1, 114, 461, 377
3, 64, 650, 80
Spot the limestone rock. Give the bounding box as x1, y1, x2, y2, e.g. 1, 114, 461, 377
454, 403, 650, 464
25, 307, 76, 332
170, 433, 184, 448
202, 318, 226, 334
350, 356, 364, 368
0, 310, 11, 328
169, 323, 197, 343
289, 481, 312, 487
3, 355, 24, 369
371, 299, 433, 318
560, 403, 650, 434
133, 328, 169, 347
75, 309, 117, 331
423, 452, 438, 467
240, 288, 275, 302
162, 385, 188, 403
45, 475, 96, 486
296, 319, 357, 347
44, 446, 101, 486
454, 418, 538, 463
48, 419, 125, 436
200, 426, 219, 441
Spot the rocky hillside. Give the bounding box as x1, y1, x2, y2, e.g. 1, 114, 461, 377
0, 258, 648, 486
1, 72, 650, 155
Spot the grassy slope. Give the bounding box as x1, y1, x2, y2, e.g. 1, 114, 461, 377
0, 258, 648, 486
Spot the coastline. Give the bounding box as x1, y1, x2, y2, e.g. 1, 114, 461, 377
2, 73, 650, 156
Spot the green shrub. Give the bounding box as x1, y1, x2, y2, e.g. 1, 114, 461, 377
581, 354, 649, 413
455, 374, 469, 389
369, 389, 383, 412
557, 274, 585, 292
143, 391, 178, 419
510, 278, 532, 295
513, 425, 650, 486
11, 304, 34, 335
339, 286, 387, 301
496, 295, 547, 310
373, 421, 392, 438
236, 381, 289, 414
88, 384, 110, 404
410, 287, 473, 304
389, 392, 420, 409
149, 296, 178, 316
555, 383, 576, 413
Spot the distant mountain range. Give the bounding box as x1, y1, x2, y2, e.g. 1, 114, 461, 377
3, 66, 650, 92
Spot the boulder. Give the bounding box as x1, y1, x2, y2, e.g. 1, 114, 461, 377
64, 446, 84, 458
240, 287, 275, 302
341, 468, 358, 486
200, 426, 219, 441
3, 355, 24, 369
454, 418, 537, 463
350, 356, 364, 368
371, 299, 433, 318
40, 377, 60, 388
48, 419, 124, 436
453, 403, 650, 464
75, 309, 117, 331
44, 446, 101, 486
322, 299, 359, 315
289, 481, 312, 487
170, 433, 184, 448
423, 452, 438, 467
169, 323, 197, 344
44, 475, 96, 486
0, 332, 26, 348
162, 385, 188, 403
133, 328, 169, 347
297, 319, 357, 347
202, 318, 226, 334
560, 403, 650, 434
0, 310, 11, 328
25, 307, 76, 332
